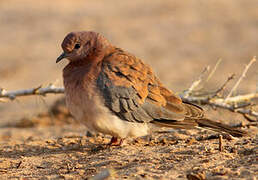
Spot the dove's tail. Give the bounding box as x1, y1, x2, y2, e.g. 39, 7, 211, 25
195, 118, 247, 137
152, 118, 248, 137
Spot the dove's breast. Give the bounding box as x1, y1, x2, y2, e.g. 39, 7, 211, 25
63, 64, 149, 138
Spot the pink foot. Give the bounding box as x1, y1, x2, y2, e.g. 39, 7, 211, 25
108, 137, 123, 146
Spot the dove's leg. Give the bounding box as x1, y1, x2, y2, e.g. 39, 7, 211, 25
108, 137, 123, 146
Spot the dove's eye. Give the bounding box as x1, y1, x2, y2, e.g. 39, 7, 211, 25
74, 43, 81, 49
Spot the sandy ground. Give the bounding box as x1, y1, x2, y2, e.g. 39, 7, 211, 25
0, 99, 257, 179
0, 0, 257, 179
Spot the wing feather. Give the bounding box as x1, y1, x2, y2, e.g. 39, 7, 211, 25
96, 48, 204, 123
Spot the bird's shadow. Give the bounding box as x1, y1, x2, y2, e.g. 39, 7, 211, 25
0, 140, 113, 159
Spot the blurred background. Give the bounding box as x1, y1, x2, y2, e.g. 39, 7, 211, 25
0, 0, 257, 125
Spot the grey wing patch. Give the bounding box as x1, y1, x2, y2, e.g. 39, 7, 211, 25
97, 71, 186, 123
142, 99, 185, 121
97, 71, 153, 123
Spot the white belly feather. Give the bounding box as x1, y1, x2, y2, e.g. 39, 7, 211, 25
65, 85, 149, 138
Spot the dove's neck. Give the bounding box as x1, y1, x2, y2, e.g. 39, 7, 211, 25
63, 58, 102, 98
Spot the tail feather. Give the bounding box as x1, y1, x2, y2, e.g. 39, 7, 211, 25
196, 118, 247, 137
152, 118, 247, 137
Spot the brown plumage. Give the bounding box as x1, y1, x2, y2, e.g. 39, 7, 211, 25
56, 31, 246, 145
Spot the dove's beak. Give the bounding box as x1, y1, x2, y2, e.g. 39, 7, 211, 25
56, 52, 68, 63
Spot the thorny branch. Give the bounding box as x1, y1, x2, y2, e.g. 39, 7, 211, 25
0, 84, 64, 101
0, 57, 257, 120
181, 56, 258, 121
225, 56, 256, 100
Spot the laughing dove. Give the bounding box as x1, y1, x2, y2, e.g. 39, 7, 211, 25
56, 31, 246, 145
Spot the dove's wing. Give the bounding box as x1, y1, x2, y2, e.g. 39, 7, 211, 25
96, 48, 204, 127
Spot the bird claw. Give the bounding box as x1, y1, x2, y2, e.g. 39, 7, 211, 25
107, 137, 123, 146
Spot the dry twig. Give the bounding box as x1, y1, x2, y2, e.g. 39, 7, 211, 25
211, 74, 235, 98
225, 56, 256, 100
181, 93, 258, 119
181, 57, 258, 120
0, 84, 64, 101
183, 66, 210, 97
219, 135, 223, 152
206, 58, 222, 82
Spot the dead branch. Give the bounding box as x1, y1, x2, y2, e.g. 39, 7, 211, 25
219, 134, 223, 152
206, 58, 222, 82
183, 66, 210, 97
212, 74, 235, 97
181, 93, 258, 119
0, 84, 64, 100
225, 56, 256, 100
181, 56, 258, 120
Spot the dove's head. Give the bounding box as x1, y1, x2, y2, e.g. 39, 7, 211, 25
56, 31, 111, 63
